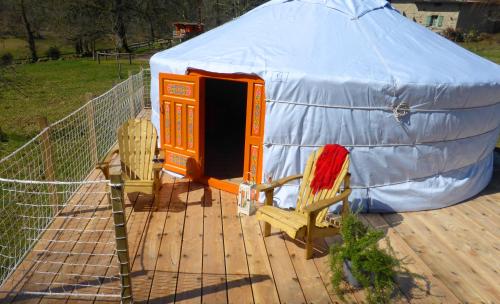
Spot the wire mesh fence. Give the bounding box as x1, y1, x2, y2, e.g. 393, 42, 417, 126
0, 69, 150, 302
0, 179, 122, 301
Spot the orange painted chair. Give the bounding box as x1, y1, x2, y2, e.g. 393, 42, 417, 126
256, 146, 351, 259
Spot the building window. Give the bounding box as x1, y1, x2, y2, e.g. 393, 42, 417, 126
425, 15, 444, 27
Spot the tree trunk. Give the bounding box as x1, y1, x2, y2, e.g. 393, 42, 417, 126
215, 0, 221, 26
20, 0, 37, 63
149, 19, 155, 41
198, 0, 203, 25
74, 38, 83, 55
113, 0, 130, 52
83, 40, 91, 56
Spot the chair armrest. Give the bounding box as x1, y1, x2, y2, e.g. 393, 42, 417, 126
152, 148, 164, 172
97, 147, 119, 167
96, 147, 119, 179
255, 174, 303, 192
153, 162, 163, 171
302, 189, 352, 214
155, 148, 165, 158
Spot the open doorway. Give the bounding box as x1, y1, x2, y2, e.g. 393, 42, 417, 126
204, 78, 247, 183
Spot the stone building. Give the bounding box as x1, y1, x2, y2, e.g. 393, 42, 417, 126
390, 1, 499, 33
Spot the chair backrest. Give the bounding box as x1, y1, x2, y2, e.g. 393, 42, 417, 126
296, 146, 350, 225
117, 119, 158, 181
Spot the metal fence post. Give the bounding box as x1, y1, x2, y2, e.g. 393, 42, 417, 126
109, 173, 133, 303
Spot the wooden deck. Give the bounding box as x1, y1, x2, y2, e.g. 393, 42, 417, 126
1, 163, 499, 303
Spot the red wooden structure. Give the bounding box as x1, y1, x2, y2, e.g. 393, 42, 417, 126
172, 22, 204, 39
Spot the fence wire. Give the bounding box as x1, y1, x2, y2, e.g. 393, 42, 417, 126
0, 69, 150, 301
0, 180, 121, 300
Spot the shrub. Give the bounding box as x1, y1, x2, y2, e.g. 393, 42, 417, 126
0, 127, 8, 143
1, 53, 14, 66
478, 32, 492, 42
330, 213, 400, 304
46, 46, 61, 60
464, 29, 480, 43
442, 27, 463, 42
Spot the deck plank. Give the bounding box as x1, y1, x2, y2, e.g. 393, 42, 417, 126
39, 186, 111, 304
0, 171, 103, 304
323, 236, 367, 304
411, 211, 500, 302
148, 179, 189, 304
427, 207, 500, 267
76, 192, 140, 304
220, 191, 254, 304
240, 214, 280, 304
15, 176, 108, 304
314, 237, 358, 304
283, 236, 332, 304
454, 199, 500, 238
384, 212, 493, 303
261, 225, 306, 304
122, 193, 154, 303
1, 136, 498, 304
201, 189, 228, 304
129, 178, 174, 303
175, 183, 205, 304
362, 214, 460, 304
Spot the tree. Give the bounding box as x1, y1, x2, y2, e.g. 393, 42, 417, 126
112, 0, 130, 52
19, 0, 38, 62
51, 0, 107, 56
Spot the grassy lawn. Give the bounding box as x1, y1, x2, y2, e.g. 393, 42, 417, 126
0, 58, 147, 158
0, 36, 116, 60
460, 34, 500, 64
0, 37, 74, 59
459, 33, 500, 147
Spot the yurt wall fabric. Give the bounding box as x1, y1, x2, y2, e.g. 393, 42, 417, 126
150, 0, 500, 212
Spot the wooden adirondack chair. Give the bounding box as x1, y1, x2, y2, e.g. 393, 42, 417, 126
98, 119, 163, 203
256, 146, 351, 259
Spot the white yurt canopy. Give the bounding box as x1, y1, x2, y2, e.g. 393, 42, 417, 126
150, 0, 500, 212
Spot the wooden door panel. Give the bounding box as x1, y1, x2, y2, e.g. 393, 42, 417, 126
159, 73, 200, 177
243, 81, 265, 183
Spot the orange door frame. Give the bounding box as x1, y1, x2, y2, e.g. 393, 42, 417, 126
188, 69, 265, 194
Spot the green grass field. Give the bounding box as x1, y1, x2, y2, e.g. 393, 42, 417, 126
0, 36, 116, 60
0, 37, 74, 59
460, 34, 500, 64
0, 58, 146, 158
460, 34, 500, 148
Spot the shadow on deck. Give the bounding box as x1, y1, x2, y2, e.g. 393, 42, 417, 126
1, 164, 499, 303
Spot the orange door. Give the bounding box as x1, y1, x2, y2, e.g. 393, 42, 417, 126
159, 73, 202, 177
243, 80, 265, 183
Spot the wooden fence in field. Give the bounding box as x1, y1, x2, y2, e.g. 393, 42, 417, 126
11, 38, 173, 65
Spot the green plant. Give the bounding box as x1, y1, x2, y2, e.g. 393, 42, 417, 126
442, 27, 464, 42
464, 29, 480, 43
46, 46, 61, 60
1, 53, 14, 66
330, 212, 400, 303
0, 127, 7, 142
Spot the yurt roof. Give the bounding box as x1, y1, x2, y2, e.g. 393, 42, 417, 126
151, 0, 500, 109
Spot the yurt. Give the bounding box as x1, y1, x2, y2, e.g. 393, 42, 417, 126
150, 0, 500, 212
